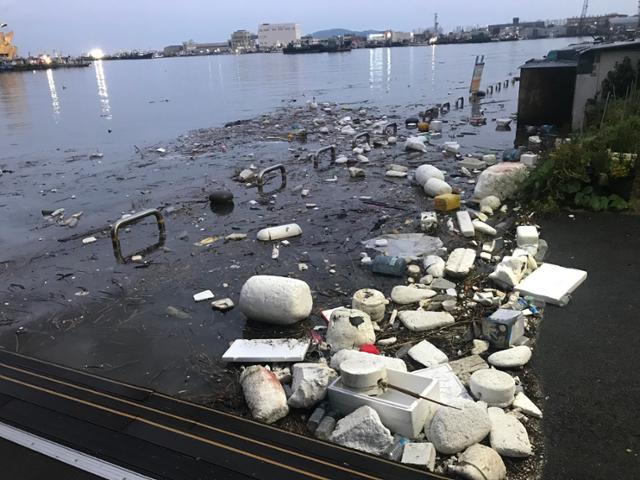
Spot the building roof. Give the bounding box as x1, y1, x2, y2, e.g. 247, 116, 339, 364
520, 58, 577, 70
520, 40, 640, 70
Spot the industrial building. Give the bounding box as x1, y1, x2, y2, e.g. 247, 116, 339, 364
518, 40, 640, 131
258, 23, 300, 48
230, 30, 256, 51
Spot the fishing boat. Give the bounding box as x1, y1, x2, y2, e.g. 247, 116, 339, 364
283, 37, 352, 54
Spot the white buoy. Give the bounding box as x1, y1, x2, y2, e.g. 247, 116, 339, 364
256, 223, 302, 241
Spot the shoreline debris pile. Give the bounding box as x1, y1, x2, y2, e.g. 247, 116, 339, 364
213, 103, 587, 478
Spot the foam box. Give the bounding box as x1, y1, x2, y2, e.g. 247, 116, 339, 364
328, 369, 440, 439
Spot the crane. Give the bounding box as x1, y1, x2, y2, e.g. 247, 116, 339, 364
579, 0, 589, 35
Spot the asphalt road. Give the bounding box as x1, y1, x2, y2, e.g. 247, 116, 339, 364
536, 213, 640, 479
0, 437, 100, 480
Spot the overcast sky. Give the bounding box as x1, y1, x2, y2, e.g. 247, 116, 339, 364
1, 0, 636, 55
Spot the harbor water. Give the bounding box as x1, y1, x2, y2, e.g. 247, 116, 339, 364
1, 38, 577, 156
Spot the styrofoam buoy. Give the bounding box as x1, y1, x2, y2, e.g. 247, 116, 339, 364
239, 275, 312, 325
424, 178, 452, 197
352, 289, 388, 323
256, 223, 302, 241
469, 369, 515, 407
415, 164, 445, 186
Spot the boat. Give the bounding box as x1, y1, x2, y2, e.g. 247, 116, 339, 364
283, 37, 352, 54
103, 51, 154, 61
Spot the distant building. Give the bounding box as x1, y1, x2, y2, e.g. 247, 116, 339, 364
258, 23, 300, 48
390, 31, 413, 43
0, 31, 17, 60
230, 30, 255, 51
518, 40, 640, 131
489, 18, 545, 39
163, 45, 183, 57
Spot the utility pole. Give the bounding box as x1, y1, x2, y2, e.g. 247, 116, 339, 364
434, 13, 439, 36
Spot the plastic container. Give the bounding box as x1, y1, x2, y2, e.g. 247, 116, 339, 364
370, 256, 407, 277
352, 289, 388, 323
434, 193, 461, 212
328, 369, 440, 439
482, 309, 525, 349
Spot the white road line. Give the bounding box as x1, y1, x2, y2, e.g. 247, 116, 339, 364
0, 421, 156, 480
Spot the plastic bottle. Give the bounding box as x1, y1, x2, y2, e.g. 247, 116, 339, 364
370, 255, 407, 277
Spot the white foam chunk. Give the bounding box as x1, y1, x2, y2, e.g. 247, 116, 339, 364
222, 338, 310, 362
515, 263, 587, 306
456, 211, 475, 238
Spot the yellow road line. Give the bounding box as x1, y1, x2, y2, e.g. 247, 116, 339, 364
0, 363, 386, 480
0, 353, 446, 480
0, 373, 330, 480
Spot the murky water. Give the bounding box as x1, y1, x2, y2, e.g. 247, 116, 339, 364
1, 39, 576, 156
0, 39, 577, 403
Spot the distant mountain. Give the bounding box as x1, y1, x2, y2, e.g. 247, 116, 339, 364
311, 28, 382, 39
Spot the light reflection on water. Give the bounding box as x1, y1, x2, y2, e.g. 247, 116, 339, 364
0, 39, 579, 155
94, 59, 111, 120
46, 69, 61, 121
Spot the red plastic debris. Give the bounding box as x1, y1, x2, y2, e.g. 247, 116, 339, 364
359, 344, 380, 355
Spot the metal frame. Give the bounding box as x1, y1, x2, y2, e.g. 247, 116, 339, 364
440, 102, 451, 114
257, 164, 287, 194
455, 97, 464, 109
352, 132, 370, 149
496, 82, 502, 92
310, 145, 336, 168
504, 80, 509, 88
382, 122, 397, 136
110, 209, 166, 263
487, 85, 494, 95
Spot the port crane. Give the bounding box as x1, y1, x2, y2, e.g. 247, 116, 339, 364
579, 0, 589, 35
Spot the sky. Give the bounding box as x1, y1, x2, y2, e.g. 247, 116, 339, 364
0, 0, 636, 55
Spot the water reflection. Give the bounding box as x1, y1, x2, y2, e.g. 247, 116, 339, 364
0, 73, 27, 123
46, 69, 61, 121
369, 48, 392, 91
431, 45, 437, 89
369, 48, 391, 91
94, 60, 112, 119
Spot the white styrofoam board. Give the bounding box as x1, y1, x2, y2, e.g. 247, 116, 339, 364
222, 338, 310, 362
516, 263, 587, 306
328, 369, 440, 439
413, 364, 472, 402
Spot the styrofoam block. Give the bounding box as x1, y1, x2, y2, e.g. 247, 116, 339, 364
222, 338, 310, 362
456, 211, 475, 238
328, 369, 440, 439
445, 248, 476, 278
515, 263, 587, 306
408, 340, 448, 368
521, 153, 539, 167
516, 225, 539, 247
193, 290, 214, 302
413, 364, 472, 402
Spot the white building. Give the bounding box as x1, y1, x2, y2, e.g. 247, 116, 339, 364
258, 23, 301, 48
